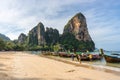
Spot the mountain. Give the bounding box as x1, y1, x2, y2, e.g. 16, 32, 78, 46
45, 27, 59, 45
16, 12, 95, 51
28, 22, 60, 46
64, 12, 92, 41
28, 22, 46, 46
0, 33, 10, 41
18, 33, 27, 44
62, 12, 95, 51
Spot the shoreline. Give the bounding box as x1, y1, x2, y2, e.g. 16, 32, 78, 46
39, 54, 120, 76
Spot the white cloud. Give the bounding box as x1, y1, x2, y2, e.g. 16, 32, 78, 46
1, 0, 96, 39
0, 0, 120, 50
83, 7, 120, 51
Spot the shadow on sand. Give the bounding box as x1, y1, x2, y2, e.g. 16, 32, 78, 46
0, 62, 41, 80
0, 72, 43, 80
0, 72, 69, 80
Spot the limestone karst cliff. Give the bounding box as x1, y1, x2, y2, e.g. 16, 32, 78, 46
62, 12, 95, 51
64, 12, 92, 41
28, 22, 45, 46
16, 12, 95, 51
28, 22, 59, 47
18, 33, 27, 44
45, 27, 59, 45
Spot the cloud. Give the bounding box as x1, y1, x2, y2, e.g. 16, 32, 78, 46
0, 0, 96, 39
83, 6, 120, 50
0, 0, 120, 50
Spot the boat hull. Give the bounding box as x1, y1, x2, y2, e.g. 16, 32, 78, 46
104, 55, 120, 63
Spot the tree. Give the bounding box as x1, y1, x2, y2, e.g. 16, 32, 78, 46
60, 33, 79, 51
13, 44, 26, 51
5, 41, 15, 51
60, 33, 95, 52
53, 43, 60, 52
45, 27, 59, 46
0, 38, 5, 50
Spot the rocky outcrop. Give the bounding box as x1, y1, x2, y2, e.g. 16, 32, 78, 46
28, 22, 45, 46
18, 12, 95, 51
18, 33, 27, 44
45, 27, 59, 45
64, 12, 92, 41
63, 12, 95, 51
28, 22, 60, 46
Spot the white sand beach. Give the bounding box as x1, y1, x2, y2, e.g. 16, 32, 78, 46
0, 51, 120, 80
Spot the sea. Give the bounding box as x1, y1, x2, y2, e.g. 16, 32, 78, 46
85, 51, 120, 72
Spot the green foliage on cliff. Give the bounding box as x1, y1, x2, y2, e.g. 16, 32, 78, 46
60, 33, 79, 51
60, 32, 95, 52
45, 27, 59, 46
78, 41, 95, 52
28, 32, 38, 46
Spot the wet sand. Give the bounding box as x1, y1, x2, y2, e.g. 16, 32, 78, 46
0, 51, 120, 80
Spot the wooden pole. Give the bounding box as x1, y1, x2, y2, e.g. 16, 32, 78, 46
99, 48, 104, 56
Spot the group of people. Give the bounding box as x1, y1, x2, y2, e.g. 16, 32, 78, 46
71, 53, 81, 63
71, 53, 93, 63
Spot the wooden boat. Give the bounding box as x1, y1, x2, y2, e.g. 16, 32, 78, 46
104, 54, 120, 63
58, 52, 101, 61
91, 54, 101, 60
58, 52, 71, 57
81, 54, 101, 61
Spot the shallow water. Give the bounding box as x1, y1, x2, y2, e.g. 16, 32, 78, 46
82, 57, 120, 69
88, 51, 120, 68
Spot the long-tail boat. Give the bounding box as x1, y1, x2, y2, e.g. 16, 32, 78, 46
99, 49, 120, 63
104, 53, 120, 63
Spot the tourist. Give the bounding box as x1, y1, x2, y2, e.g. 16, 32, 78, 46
71, 53, 74, 61
76, 54, 81, 63
89, 54, 92, 61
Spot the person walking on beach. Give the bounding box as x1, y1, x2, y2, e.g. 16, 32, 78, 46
89, 54, 92, 61
71, 49, 76, 61
71, 53, 74, 61
69, 50, 74, 61
76, 54, 81, 63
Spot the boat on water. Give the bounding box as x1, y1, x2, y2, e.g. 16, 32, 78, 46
58, 52, 101, 61
104, 54, 120, 63
42, 51, 101, 61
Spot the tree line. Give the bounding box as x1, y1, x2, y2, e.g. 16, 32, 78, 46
0, 32, 95, 52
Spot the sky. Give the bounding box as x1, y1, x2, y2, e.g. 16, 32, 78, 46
0, 0, 120, 51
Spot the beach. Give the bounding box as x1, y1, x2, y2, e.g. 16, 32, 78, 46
0, 52, 120, 80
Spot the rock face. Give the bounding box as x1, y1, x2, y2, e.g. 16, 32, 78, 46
45, 27, 59, 45
19, 12, 95, 51
28, 22, 60, 46
18, 33, 27, 44
64, 12, 92, 41
63, 12, 95, 51
28, 22, 45, 46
